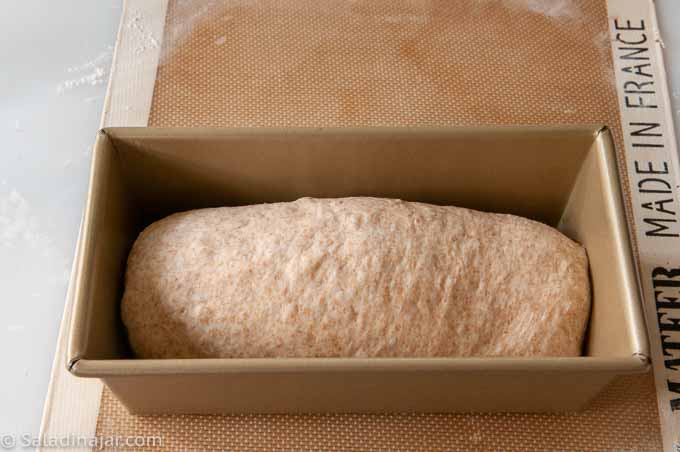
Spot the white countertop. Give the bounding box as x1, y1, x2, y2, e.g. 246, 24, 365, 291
0, 0, 121, 438
0, 0, 678, 441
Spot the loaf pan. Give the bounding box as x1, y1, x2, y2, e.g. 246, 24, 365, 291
67, 126, 649, 414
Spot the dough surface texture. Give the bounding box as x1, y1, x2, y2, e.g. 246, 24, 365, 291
121, 197, 590, 358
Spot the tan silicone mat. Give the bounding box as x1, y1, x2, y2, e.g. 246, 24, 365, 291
96, 0, 662, 450
96, 375, 659, 451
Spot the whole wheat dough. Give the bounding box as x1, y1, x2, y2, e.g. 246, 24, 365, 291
121, 197, 590, 358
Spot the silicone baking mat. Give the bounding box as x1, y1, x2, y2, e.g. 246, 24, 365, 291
51, 0, 670, 450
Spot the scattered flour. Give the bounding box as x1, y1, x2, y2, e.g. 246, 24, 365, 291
505, 0, 581, 20
57, 67, 108, 93
66, 47, 113, 73
1, 190, 37, 248
127, 9, 160, 55
58, 48, 113, 94
162, 0, 221, 64
0, 189, 70, 285
57, 8, 159, 93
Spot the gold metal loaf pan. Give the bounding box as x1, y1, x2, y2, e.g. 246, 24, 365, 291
67, 126, 649, 414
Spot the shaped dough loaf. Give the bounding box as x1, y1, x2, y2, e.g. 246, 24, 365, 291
121, 197, 590, 358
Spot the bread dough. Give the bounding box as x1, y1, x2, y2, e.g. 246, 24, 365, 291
121, 197, 590, 358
